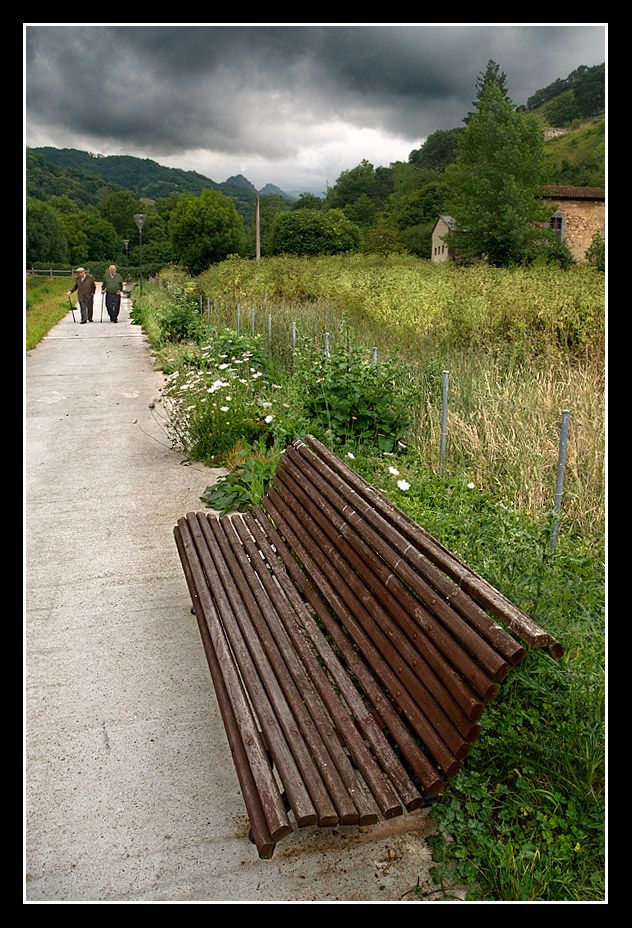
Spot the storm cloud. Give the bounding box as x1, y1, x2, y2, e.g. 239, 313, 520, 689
24, 23, 606, 192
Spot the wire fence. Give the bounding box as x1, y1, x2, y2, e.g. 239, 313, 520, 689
188, 289, 606, 548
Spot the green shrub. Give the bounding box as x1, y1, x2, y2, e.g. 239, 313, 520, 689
295, 321, 413, 452
201, 442, 282, 513
157, 292, 206, 344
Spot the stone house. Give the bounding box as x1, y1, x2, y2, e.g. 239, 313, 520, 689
542, 185, 605, 262
431, 186, 605, 263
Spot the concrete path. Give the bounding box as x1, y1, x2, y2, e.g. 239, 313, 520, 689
25, 292, 442, 903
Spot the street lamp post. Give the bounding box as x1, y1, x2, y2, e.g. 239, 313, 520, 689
133, 214, 146, 294
123, 239, 129, 279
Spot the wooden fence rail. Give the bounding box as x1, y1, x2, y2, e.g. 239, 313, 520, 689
27, 268, 75, 279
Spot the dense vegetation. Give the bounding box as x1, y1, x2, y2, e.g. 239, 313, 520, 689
26, 60, 604, 273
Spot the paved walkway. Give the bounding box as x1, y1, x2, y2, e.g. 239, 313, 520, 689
25, 292, 441, 903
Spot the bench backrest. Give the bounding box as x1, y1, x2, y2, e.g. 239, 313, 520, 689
244, 435, 562, 786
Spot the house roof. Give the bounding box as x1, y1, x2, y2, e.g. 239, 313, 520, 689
542, 185, 605, 200
433, 215, 456, 231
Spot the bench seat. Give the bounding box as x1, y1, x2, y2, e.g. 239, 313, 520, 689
174, 435, 562, 858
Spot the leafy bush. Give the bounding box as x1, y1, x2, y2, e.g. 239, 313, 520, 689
159, 325, 312, 466
161, 336, 278, 462
200, 442, 282, 513
156, 291, 207, 344
585, 231, 605, 272
270, 208, 361, 257
295, 322, 413, 452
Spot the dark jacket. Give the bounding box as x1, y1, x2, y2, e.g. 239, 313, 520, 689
70, 273, 96, 301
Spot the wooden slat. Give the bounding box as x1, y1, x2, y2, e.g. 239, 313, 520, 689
276, 453, 488, 731
193, 512, 320, 828
274, 466, 478, 758
174, 518, 291, 855
242, 511, 435, 806
216, 513, 363, 826
301, 435, 563, 658
285, 442, 513, 684
229, 515, 383, 824
259, 487, 464, 782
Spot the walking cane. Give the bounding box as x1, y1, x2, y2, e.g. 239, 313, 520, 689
100, 289, 105, 323
67, 296, 76, 323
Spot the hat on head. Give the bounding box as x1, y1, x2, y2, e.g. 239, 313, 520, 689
75, 267, 85, 273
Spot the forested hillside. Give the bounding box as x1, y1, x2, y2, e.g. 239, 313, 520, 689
26, 60, 605, 272
26, 147, 261, 218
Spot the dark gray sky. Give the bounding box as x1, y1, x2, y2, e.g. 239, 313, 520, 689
24, 23, 606, 193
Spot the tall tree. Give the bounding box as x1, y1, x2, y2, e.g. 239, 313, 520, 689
464, 59, 511, 124
169, 190, 245, 274
444, 80, 552, 266
26, 198, 68, 265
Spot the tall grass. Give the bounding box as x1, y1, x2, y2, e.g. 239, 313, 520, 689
162, 256, 605, 539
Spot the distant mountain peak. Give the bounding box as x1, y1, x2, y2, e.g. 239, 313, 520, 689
259, 182, 288, 198
225, 174, 294, 200
225, 174, 257, 193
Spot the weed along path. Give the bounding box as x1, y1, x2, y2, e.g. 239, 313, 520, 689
25, 292, 445, 903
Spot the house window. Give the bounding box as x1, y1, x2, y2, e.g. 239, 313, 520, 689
550, 213, 565, 240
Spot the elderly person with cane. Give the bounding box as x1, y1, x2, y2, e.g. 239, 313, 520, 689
67, 267, 96, 324
102, 264, 124, 323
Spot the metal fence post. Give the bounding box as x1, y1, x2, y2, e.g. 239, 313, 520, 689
551, 409, 570, 551
440, 370, 449, 476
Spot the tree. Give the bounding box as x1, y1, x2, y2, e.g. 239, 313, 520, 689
168, 189, 245, 274
26, 198, 68, 265
444, 80, 552, 266
464, 59, 511, 124
291, 193, 323, 210
409, 128, 464, 172
99, 190, 143, 239
573, 63, 605, 118
248, 193, 289, 256
82, 206, 121, 263
270, 209, 360, 256
326, 160, 394, 212
46, 195, 120, 265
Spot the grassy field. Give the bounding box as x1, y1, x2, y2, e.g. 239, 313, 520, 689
25, 276, 74, 351
163, 255, 605, 539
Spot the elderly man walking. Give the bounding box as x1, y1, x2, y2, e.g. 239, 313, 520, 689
102, 264, 124, 323
67, 267, 96, 324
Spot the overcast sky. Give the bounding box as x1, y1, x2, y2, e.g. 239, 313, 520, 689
24, 23, 607, 194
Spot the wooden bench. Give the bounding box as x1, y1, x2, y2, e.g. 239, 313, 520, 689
174, 435, 563, 858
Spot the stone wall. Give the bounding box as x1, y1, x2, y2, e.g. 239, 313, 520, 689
546, 189, 605, 262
